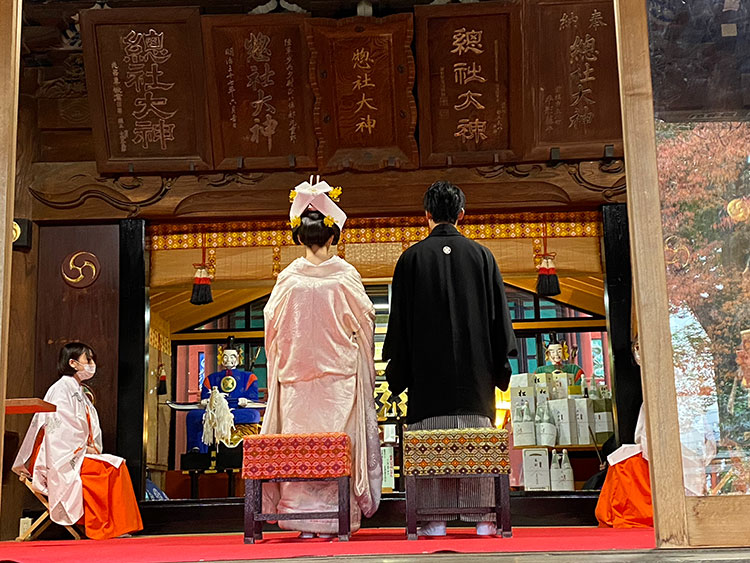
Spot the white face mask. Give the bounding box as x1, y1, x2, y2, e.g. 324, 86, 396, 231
222, 352, 239, 370
72, 360, 96, 381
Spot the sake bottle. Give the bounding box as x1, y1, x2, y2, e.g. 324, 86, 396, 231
522, 401, 533, 422
561, 449, 575, 490
550, 449, 560, 470
549, 448, 562, 491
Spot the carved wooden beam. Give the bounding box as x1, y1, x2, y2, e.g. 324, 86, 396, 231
27, 158, 625, 221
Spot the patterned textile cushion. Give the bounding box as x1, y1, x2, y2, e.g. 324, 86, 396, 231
242, 432, 351, 479
402, 428, 510, 476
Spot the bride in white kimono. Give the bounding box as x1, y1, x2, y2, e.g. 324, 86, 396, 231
261, 180, 381, 537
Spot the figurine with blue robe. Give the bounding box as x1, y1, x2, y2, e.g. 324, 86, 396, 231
186, 344, 260, 453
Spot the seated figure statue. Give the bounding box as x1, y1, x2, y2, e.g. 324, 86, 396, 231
186, 339, 260, 453
534, 333, 585, 386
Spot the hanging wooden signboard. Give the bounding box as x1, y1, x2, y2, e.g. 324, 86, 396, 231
81, 7, 213, 174
305, 14, 419, 172
415, 3, 523, 167
202, 14, 316, 170
524, 0, 623, 161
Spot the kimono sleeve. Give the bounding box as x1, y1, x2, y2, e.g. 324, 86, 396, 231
342, 267, 376, 341
490, 255, 518, 391
383, 253, 410, 395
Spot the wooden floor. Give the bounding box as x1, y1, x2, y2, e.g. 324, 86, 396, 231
233, 550, 750, 563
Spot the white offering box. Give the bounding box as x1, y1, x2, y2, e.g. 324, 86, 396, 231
512, 419, 536, 447
550, 372, 571, 400
574, 398, 596, 445
523, 448, 551, 491
382, 423, 398, 444
594, 411, 615, 440
535, 421, 557, 447
510, 373, 535, 388
534, 372, 552, 388
593, 398, 614, 443
550, 452, 575, 491
535, 386, 550, 411
511, 387, 536, 419
547, 398, 578, 445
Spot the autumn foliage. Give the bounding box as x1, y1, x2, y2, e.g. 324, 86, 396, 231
655, 121, 750, 445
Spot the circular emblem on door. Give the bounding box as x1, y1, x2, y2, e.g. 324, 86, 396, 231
220, 375, 237, 393
61, 251, 100, 289
12, 221, 21, 243
442, 245, 452, 255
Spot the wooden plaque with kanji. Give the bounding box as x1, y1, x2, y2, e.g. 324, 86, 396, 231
415, 3, 523, 167
81, 7, 213, 173
202, 14, 316, 170
524, 0, 623, 161
305, 15, 419, 172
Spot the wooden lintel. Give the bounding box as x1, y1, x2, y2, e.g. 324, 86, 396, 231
26, 160, 625, 222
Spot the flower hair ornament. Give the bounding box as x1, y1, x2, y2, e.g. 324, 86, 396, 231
289, 175, 347, 232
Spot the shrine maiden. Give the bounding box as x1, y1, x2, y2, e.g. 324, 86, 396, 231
13, 342, 143, 539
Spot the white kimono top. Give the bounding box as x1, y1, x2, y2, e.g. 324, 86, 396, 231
13, 375, 123, 526
262, 256, 382, 532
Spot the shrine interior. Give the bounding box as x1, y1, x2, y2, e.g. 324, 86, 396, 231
8, 0, 736, 539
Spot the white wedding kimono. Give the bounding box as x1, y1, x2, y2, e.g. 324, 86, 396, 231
262, 255, 382, 533
13, 375, 124, 526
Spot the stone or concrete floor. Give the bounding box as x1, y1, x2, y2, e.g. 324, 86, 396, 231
207, 550, 750, 563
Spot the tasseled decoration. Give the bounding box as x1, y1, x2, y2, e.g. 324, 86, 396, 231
156, 334, 167, 395
157, 364, 167, 395
537, 256, 561, 296
190, 244, 213, 305
536, 223, 561, 297
202, 387, 235, 447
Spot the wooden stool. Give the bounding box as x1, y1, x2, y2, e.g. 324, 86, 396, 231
402, 427, 512, 540
17, 476, 82, 541
242, 432, 352, 543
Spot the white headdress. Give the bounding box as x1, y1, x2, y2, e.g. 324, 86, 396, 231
289, 175, 346, 231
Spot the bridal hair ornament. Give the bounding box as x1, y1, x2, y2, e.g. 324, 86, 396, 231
289, 175, 347, 231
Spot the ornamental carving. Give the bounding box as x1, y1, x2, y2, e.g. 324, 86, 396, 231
61, 251, 101, 288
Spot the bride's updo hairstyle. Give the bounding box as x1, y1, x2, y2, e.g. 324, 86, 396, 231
292, 209, 341, 247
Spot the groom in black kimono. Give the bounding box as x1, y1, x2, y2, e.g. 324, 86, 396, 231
384, 180, 517, 537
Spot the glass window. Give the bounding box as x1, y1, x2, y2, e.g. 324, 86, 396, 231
648, 1, 747, 497
505, 286, 599, 322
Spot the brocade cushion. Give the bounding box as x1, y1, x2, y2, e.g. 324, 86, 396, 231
242, 432, 351, 479
403, 428, 510, 476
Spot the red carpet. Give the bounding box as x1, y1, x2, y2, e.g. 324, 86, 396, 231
0, 527, 656, 563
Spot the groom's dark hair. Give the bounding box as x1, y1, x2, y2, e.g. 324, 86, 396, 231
423, 180, 466, 224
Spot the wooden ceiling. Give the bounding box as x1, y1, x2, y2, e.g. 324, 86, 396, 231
506, 275, 606, 317
150, 285, 273, 332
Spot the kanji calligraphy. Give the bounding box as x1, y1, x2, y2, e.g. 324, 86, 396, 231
81, 7, 212, 172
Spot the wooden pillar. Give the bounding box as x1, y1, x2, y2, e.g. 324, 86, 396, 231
613, 0, 689, 547
0, 0, 23, 511
602, 203, 642, 445
118, 219, 148, 498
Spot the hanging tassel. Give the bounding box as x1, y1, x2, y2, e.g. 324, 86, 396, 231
157, 364, 167, 395
156, 334, 167, 395
190, 243, 213, 305
536, 223, 561, 297
537, 256, 561, 296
